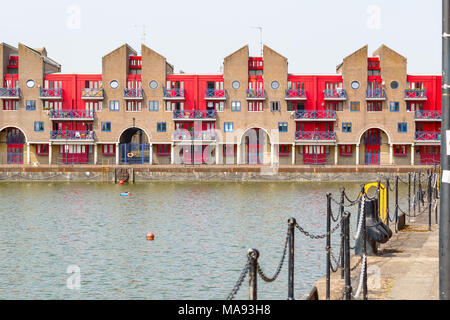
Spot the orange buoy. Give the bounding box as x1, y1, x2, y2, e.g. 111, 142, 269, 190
119, 180, 124, 185
146, 232, 155, 241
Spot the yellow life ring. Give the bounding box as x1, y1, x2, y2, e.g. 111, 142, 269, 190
127, 152, 135, 158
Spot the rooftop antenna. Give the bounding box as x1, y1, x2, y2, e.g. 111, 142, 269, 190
134, 24, 147, 54
251, 26, 263, 57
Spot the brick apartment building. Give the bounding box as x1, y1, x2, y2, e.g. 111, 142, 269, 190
0, 42, 442, 166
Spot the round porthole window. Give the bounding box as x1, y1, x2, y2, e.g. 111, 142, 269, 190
110, 80, 119, 89
351, 81, 360, 90
232, 81, 240, 90
149, 80, 158, 89
26, 80, 35, 88
390, 81, 399, 89
271, 81, 280, 90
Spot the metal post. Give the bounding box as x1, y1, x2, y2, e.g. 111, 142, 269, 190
248, 249, 259, 300
386, 178, 390, 228
340, 188, 345, 280
326, 194, 331, 300
377, 179, 382, 224
414, 172, 417, 217
288, 218, 296, 300
435, 173, 439, 224
429, 173, 433, 232
419, 171, 422, 213
362, 187, 368, 300
408, 173, 411, 222
395, 176, 399, 233
344, 212, 352, 300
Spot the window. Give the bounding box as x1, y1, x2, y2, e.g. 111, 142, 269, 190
351, 81, 360, 90
390, 102, 400, 112
102, 144, 115, 155
35, 144, 49, 155
326, 102, 343, 112
368, 101, 382, 112
278, 122, 288, 133
394, 145, 407, 157
224, 122, 234, 133
390, 81, 399, 89
279, 145, 290, 156
301, 145, 328, 155
223, 144, 235, 156
248, 101, 263, 112
126, 101, 142, 112
342, 123, 352, 133
398, 122, 407, 133
165, 101, 184, 112
3, 100, 19, 110
270, 101, 280, 112
101, 122, 111, 132
231, 101, 241, 112
156, 144, 171, 155
85, 101, 102, 112
26, 100, 36, 111
34, 121, 44, 132
44, 101, 62, 111
407, 102, 423, 112
149, 101, 159, 111
157, 122, 167, 132
350, 102, 360, 111
109, 101, 119, 111
339, 145, 353, 156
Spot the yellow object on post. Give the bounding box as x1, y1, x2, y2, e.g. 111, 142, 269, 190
364, 182, 387, 224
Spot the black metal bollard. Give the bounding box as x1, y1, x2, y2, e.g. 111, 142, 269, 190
362, 188, 368, 300
418, 171, 422, 212
343, 212, 352, 300
340, 188, 345, 280
326, 194, 331, 300
428, 173, 432, 231
248, 249, 259, 300
408, 173, 411, 222
413, 172, 417, 217
288, 218, 296, 300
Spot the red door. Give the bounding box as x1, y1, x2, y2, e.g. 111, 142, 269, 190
7, 146, 23, 164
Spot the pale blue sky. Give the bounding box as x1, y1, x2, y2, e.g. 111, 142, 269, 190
0, 0, 442, 75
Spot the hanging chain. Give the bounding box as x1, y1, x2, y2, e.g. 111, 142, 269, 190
227, 258, 250, 300
257, 228, 290, 283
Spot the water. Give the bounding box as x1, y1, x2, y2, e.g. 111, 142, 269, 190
0, 181, 410, 300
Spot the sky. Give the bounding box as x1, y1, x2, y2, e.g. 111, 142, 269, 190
0, 0, 442, 75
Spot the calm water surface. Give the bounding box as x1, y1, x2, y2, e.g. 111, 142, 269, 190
0, 181, 410, 299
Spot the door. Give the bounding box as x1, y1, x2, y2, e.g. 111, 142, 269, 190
365, 146, 380, 165
7, 146, 23, 164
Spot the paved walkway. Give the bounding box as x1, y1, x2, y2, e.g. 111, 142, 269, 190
314, 208, 439, 300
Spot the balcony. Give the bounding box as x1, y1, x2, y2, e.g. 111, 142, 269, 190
285, 89, 307, 100
366, 89, 386, 100
40, 88, 63, 100
123, 88, 143, 100
405, 89, 427, 101
294, 110, 336, 121
415, 110, 442, 121
173, 130, 216, 141
50, 130, 95, 142
163, 88, 185, 100
0, 88, 20, 99
414, 131, 441, 142
81, 88, 104, 100
49, 109, 94, 120
205, 89, 227, 100
173, 110, 217, 121
247, 89, 266, 100
295, 131, 336, 141
324, 89, 347, 101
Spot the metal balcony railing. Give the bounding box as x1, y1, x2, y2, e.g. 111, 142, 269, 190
324, 89, 346, 99
295, 131, 336, 140
81, 88, 104, 99
415, 110, 442, 120
366, 89, 386, 99
405, 89, 427, 100
173, 110, 217, 120
173, 130, 216, 141
295, 110, 336, 120
40, 88, 62, 98
285, 89, 307, 99
205, 89, 227, 99
0, 88, 20, 98
49, 110, 94, 119
50, 130, 95, 140
123, 88, 143, 98
415, 131, 441, 141
247, 89, 266, 99
163, 88, 185, 98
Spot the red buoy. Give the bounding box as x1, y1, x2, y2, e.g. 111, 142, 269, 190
119, 180, 124, 185
146, 232, 155, 241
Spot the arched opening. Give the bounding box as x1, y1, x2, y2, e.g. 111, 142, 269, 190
359, 128, 390, 165
0, 127, 26, 164
118, 127, 150, 164
241, 128, 271, 165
